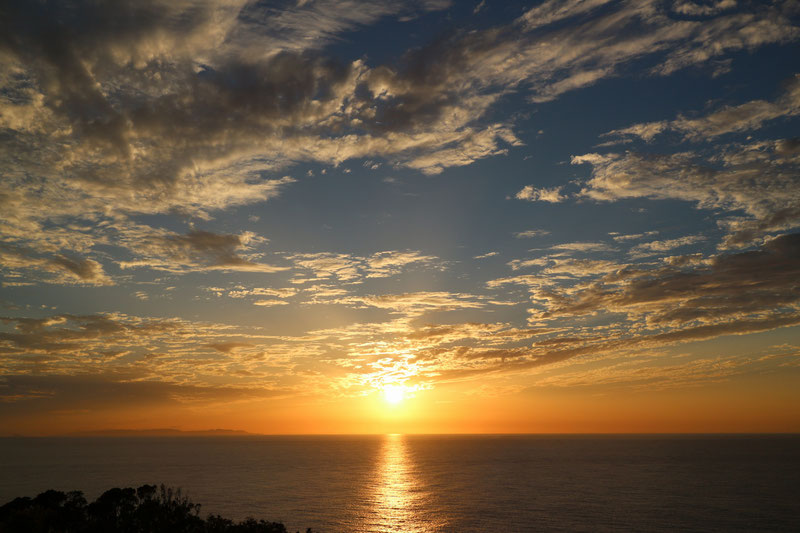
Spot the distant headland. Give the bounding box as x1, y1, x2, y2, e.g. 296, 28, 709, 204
66, 428, 255, 437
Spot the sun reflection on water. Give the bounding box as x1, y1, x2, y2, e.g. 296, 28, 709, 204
362, 434, 442, 532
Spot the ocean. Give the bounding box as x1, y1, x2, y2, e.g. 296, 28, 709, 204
1, 434, 798, 532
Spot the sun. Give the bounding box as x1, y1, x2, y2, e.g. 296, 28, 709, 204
383, 384, 405, 405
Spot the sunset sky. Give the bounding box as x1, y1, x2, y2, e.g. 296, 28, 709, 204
1, 0, 799, 435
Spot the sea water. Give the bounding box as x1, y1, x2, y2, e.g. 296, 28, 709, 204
1, 434, 798, 532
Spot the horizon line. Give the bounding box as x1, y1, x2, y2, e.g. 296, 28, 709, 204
3, 430, 799, 438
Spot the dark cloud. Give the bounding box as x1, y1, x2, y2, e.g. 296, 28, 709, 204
0, 314, 180, 356
206, 342, 252, 353
50, 254, 109, 281
120, 229, 287, 273
0, 0, 229, 156
427, 310, 800, 385
537, 233, 800, 325
0, 244, 112, 285
164, 230, 259, 268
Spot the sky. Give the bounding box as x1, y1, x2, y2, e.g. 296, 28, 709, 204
1, 0, 799, 435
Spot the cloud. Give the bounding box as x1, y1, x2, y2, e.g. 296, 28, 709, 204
0, 244, 112, 286
575, 141, 800, 246
206, 342, 252, 354
543, 258, 623, 277
0, 314, 179, 358
428, 310, 800, 385
653, 3, 799, 76
517, 0, 798, 101
533, 232, 800, 326
366, 250, 439, 277
290, 250, 438, 283
672, 0, 737, 17
507, 254, 622, 276
163, 231, 260, 267
515, 185, 566, 203
119, 230, 287, 273
252, 299, 290, 307
610, 230, 659, 242
533, 349, 772, 391
227, 287, 298, 299
0, 312, 321, 401
486, 273, 548, 290
604, 74, 800, 142
518, 0, 615, 30
4, 0, 793, 200
514, 229, 551, 239
0, 0, 797, 283
1, 269, 797, 410
507, 257, 549, 271
336, 291, 485, 314
232, 0, 451, 57
289, 253, 362, 282
629, 235, 706, 258
550, 242, 615, 253
49, 255, 111, 283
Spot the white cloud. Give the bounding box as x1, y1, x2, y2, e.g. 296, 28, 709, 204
474, 251, 499, 259
611, 230, 659, 242
550, 242, 615, 253
515, 186, 566, 203
289, 250, 440, 283
629, 235, 706, 257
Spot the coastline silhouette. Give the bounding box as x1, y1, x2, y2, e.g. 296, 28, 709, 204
0, 484, 311, 533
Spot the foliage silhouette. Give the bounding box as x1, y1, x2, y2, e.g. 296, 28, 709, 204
0, 485, 311, 533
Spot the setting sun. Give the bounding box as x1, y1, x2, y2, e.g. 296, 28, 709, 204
383, 385, 406, 405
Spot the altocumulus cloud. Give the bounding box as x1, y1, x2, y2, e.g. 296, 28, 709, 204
2, 0, 798, 285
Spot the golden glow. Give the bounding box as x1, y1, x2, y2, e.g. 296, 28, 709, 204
369, 434, 442, 532
383, 384, 406, 405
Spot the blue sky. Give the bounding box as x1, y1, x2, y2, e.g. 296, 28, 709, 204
1, 0, 799, 433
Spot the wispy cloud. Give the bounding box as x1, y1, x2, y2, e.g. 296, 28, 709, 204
603, 74, 800, 143
289, 250, 439, 283
515, 186, 566, 203
514, 229, 551, 238
534, 233, 800, 325
575, 140, 800, 247
119, 230, 287, 273
0, 244, 113, 286
629, 235, 706, 258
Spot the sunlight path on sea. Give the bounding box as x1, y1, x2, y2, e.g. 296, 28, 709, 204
356, 434, 444, 532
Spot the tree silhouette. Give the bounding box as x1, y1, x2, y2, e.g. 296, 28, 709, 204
0, 485, 302, 533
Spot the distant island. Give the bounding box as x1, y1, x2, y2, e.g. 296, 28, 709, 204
0, 484, 310, 533
67, 428, 255, 437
